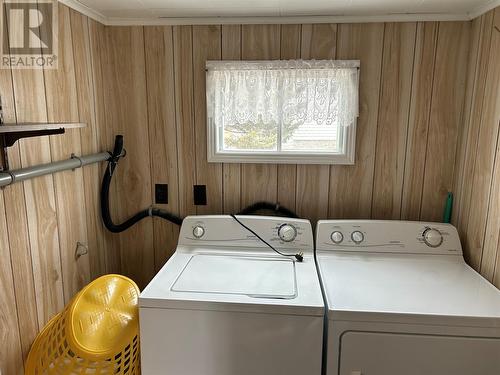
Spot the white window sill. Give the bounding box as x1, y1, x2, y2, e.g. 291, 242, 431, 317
208, 151, 355, 165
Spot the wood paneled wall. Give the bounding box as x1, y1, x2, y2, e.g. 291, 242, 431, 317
98, 20, 471, 288
453, 7, 500, 289
0, 4, 108, 373
3, 3, 500, 373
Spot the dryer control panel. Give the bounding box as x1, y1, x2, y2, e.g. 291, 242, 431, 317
316, 220, 462, 255
180, 215, 314, 253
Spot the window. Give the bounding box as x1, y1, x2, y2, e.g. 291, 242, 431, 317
206, 60, 359, 164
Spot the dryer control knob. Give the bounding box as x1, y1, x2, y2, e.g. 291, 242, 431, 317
278, 224, 297, 242
192, 226, 205, 239
423, 228, 443, 247
331, 231, 344, 244
351, 231, 364, 244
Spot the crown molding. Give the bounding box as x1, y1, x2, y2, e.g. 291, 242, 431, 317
58, 0, 107, 24
58, 0, 499, 26
468, 0, 500, 19
105, 13, 471, 25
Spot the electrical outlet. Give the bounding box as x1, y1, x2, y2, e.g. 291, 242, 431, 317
155, 184, 168, 204
193, 185, 207, 205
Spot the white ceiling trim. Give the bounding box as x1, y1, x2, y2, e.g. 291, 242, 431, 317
58, 0, 498, 26
468, 0, 500, 19
59, 0, 107, 24
104, 13, 469, 26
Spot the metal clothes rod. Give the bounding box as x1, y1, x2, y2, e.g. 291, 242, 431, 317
0, 151, 112, 188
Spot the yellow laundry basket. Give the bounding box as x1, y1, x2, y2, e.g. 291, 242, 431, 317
25, 274, 141, 374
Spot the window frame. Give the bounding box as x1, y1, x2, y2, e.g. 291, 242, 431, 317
206, 60, 359, 165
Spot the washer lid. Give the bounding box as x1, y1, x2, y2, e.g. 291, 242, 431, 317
140, 251, 324, 316
172, 254, 296, 299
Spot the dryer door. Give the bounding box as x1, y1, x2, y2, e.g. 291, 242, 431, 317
339, 331, 500, 375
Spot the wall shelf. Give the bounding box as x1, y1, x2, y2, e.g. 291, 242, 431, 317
0, 122, 87, 170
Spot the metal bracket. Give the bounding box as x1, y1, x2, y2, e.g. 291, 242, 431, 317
0, 139, 7, 172
2, 128, 66, 147
0, 95, 6, 171
70, 153, 83, 171
0, 128, 66, 171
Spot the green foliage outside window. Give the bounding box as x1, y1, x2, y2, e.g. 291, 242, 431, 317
224, 119, 302, 150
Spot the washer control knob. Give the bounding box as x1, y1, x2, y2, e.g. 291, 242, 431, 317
423, 228, 443, 247
278, 224, 298, 242
192, 226, 205, 239
331, 231, 344, 244
351, 231, 364, 244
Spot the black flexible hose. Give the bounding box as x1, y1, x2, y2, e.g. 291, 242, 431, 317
237, 201, 299, 218
101, 169, 183, 232
101, 136, 299, 233
101, 136, 183, 233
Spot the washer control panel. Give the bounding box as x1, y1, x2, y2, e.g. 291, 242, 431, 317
179, 215, 314, 253
351, 231, 365, 244
422, 227, 443, 247
316, 220, 462, 255
331, 231, 344, 244
192, 225, 205, 239
278, 224, 298, 242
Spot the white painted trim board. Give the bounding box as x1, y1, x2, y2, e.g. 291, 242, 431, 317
59, 0, 500, 26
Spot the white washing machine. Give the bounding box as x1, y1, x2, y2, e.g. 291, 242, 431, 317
316, 220, 500, 375
140, 215, 324, 375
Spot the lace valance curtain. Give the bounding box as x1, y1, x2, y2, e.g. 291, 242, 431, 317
206, 60, 360, 129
